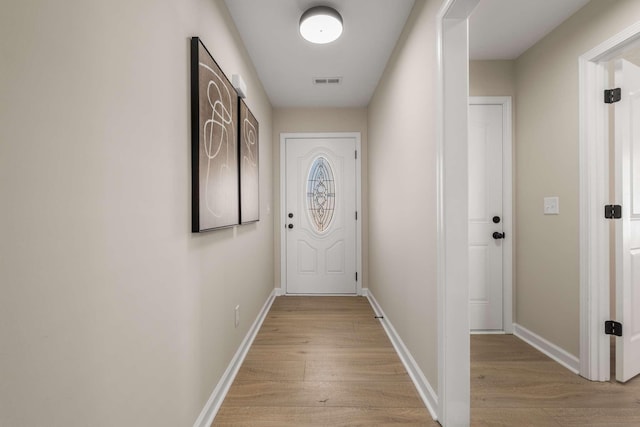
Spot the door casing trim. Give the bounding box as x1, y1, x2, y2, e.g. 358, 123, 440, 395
436, 0, 479, 424
279, 132, 363, 295
579, 20, 640, 382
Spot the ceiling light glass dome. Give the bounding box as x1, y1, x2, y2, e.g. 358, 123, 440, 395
299, 6, 343, 44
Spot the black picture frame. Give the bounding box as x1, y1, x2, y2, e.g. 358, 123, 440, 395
238, 98, 260, 224
190, 37, 239, 232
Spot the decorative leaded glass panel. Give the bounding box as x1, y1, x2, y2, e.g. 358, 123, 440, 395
307, 156, 336, 233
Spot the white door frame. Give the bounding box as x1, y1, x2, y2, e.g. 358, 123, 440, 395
437, 0, 479, 425
469, 96, 514, 334
279, 132, 363, 295
579, 22, 640, 382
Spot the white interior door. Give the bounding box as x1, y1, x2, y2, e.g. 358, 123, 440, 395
285, 136, 357, 294
468, 102, 504, 331
614, 59, 640, 382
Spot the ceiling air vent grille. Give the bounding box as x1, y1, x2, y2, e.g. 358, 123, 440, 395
313, 77, 342, 85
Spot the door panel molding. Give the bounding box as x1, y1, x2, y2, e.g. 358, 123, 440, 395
280, 132, 362, 295
614, 59, 640, 382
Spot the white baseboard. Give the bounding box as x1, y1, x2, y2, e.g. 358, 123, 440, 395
513, 323, 580, 374
470, 330, 506, 335
364, 289, 438, 421
192, 290, 276, 427
274, 287, 284, 296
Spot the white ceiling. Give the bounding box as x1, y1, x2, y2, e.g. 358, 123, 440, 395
225, 0, 591, 108
225, 0, 415, 108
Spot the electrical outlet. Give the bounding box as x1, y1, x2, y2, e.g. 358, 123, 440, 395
235, 305, 240, 328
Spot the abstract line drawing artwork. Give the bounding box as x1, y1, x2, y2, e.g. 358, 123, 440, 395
306, 156, 336, 233
190, 37, 239, 232
239, 99, 259, 223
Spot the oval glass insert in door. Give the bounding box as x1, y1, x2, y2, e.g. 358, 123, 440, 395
306, 156, 336, 233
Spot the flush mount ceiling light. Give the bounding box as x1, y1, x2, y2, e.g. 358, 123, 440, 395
299, 6, 343, 44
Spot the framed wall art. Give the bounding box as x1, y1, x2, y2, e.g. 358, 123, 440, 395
190, 37, 239, 232
238, 98, 259, 223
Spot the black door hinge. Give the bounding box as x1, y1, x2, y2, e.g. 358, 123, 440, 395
355, 150, 358, 159
605, 320, 623, 337
605, 88, 622, 104
355, 272, 358, 282
604, 204, 622, 219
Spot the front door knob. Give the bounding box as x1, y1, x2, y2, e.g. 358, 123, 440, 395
288, 224, 294, 229
492, 232, 505, 240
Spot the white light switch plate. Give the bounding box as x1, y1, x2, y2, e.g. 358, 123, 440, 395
544, 197, 560, 215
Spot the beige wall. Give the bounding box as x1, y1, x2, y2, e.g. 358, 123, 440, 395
272, 108, 368, 288
367, 0, 441, 392
0, 1, 273, 425
514, 0, 640, 357
470, 60, 516, 96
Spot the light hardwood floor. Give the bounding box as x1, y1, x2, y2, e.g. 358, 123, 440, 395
471, 335, 640, 426
214, 296, 640, 426
214, 296, 436, 426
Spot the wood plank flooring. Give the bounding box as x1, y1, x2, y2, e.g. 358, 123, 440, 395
214, 296, 640, 426
471, 334, 640, 426
213, 296, 435, 426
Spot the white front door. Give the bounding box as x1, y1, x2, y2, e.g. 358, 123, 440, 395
468, 100, 510, 331
614, 59, 640, 382
284, 135, 357, 294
